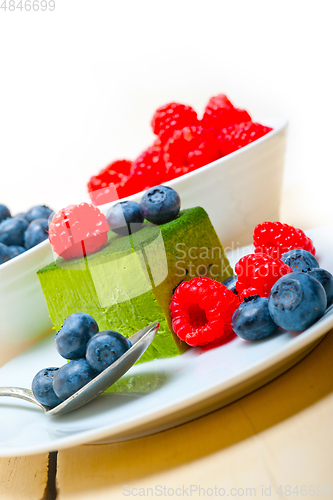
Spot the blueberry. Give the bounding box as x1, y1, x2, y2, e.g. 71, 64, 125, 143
14, 212, 28, 221
231, 295, 279, 341
222, 275, 238, 295
140, 185, 180, 225
86, 330, 132, 373
53, 359, 97, 401
308, 268, 333, 305
0, 204, 11, 223
268, 272, 327, 331
0, 242, 11, 265
24, 218, 49, 249
25, 205, 54, 223
106, 201, 144, 236
8, 245, 26, 258
55, 312, 99, 360
0, 217, 28, 247
32, 367, 63, 408
281, 249, 319, 273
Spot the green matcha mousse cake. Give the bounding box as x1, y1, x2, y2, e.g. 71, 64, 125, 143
38, 206, 233, 363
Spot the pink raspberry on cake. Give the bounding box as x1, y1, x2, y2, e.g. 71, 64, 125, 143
49, 203, 109, 259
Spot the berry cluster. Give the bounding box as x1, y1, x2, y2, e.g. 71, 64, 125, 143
31, 312, 132, 408
0, 203, 54, 265
171, 221, 332, 347
230, 225, 332, 341
232, 248, 332, 341
87, 95, 273, 205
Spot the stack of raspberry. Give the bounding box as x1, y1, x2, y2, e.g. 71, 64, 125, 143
87, 95, 272, 205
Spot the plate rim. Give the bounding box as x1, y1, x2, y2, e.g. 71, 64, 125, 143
0, 224, 332, 457
0, 311, 331, 457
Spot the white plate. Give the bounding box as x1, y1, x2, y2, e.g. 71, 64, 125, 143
0, 225, 332, 457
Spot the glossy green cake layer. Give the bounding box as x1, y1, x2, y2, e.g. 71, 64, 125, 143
37, 207, 233, 363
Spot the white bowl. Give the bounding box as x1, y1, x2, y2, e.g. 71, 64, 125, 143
0, 238, 53, 344
0, 117, 287, 344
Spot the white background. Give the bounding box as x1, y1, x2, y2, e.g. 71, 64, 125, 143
0, 0, 332, 232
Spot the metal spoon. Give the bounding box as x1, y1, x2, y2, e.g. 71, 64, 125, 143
0, 322, 159, 415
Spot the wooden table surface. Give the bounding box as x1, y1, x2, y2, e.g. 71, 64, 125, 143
1, 324, 333, 499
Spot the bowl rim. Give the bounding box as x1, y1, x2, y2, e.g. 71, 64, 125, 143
0, 117, 288, 275
0, 236, 50, 275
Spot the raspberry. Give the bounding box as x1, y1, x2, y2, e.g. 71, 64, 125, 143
206, 93, 233, 109
218, 122, 272, 156
88, 160, 132, 206
201, 94, 251, 135
49, 203, 109, 260
164, 164, 191, 181
235, 253, 292, 300
253, 221, 316, 259
130, 143, 167, 189
116, 172, 145, 199
164, 126, 221, 179
170, 277, 240, 346
151, 102, 199, 144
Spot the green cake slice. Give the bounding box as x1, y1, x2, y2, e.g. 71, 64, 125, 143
37, 207, 233, 363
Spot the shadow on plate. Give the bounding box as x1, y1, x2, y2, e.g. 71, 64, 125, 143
48, 370, 171, 428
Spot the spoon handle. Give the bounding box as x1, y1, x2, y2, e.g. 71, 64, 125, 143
0, 387, 44, 409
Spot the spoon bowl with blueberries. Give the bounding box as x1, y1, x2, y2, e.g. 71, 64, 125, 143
0, 313, 159, 415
